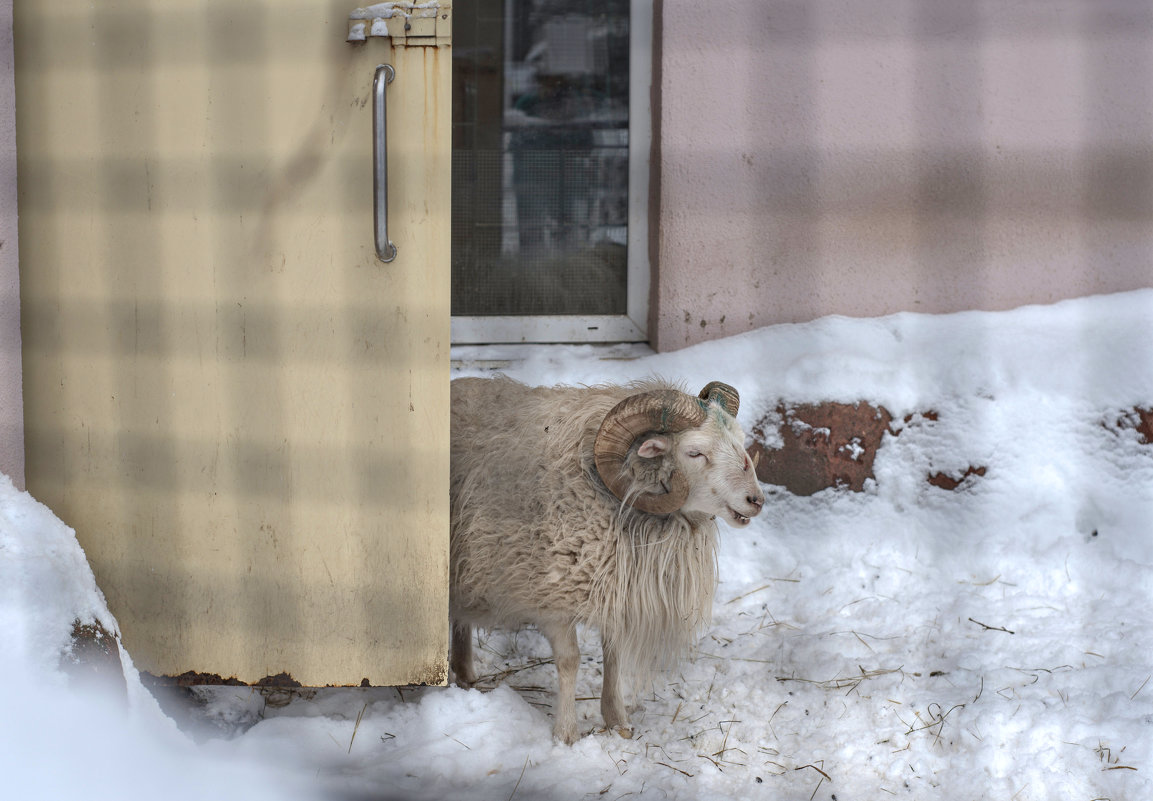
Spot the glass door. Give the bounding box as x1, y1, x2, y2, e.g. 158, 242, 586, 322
451, 0, 650, 343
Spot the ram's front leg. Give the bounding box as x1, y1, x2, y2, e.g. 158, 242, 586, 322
541, 620, 581, 744
600, 635, 632, 738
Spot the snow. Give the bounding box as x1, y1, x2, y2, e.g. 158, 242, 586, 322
840, 436, 865, 461
0, 476, 317, 801
349, 2, 440, 20
4, 290, 1153, 801
347, 2, 440, 41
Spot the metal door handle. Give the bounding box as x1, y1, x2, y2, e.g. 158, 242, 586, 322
373, 64, 397, 263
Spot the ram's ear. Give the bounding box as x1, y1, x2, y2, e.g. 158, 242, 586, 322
636, 436, 670, 459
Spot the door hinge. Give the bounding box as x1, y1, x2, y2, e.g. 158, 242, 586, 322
347, 2, 452, 47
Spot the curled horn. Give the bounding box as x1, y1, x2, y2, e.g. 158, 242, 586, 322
594, 389, 707, 514
699, 381, 740, 417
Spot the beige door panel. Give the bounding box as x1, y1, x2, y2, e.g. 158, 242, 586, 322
16, 1, 450, 686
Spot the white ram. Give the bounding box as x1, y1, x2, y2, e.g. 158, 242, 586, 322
449, 376, 765, 743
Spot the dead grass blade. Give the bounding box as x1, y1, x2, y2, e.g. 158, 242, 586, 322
795, 763, 831, 801
725, 577, 801, 605
348, 702, 368, 754
507, 755, 530, 801
968, 617, 1014, 634
654, 761, 694, 778
475, 658, 555, 686
776, 665, 904, 693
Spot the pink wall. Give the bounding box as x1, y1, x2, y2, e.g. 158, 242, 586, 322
0, 0, 22, 488
652, 0, 1153, 350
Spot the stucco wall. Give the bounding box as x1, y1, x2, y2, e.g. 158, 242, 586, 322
0, 0, 22, 488
653, 0, 1153, 350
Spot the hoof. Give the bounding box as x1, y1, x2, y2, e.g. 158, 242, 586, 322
599, 724, 633, 740
553, 722, 580, 746
451, 672, 476, 689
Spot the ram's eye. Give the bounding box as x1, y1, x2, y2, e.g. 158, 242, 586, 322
687, 450, 704, 459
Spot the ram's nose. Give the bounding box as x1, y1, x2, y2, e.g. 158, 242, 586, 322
747, 481, 765, 514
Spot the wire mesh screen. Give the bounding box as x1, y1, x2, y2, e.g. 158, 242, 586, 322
452, 0, 630, 317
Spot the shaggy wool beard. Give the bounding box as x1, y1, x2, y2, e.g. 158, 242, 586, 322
589, 504, 719, 683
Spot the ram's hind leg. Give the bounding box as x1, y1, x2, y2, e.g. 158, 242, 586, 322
540, 620, 581, 744
600, 636, 633, 738
450, 621, 477, 688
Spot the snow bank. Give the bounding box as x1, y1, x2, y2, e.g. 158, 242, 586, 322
0, 474, 321, 801
4, 290, 1153, 801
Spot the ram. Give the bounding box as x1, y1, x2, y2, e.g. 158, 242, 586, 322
449, 376, 765, 743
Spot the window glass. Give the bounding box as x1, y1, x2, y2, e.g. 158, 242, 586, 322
452, 0, 630, 316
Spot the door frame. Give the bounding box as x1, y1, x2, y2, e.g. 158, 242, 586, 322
449, 0, 652, 345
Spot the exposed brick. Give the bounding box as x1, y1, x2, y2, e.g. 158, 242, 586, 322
1128, 407, 1153, 443
751, 403, 997, 494
1138, 408, 1153, 443
927, 465, 987, 490
749, 402, 893, 496
1102, 407, 1153, 444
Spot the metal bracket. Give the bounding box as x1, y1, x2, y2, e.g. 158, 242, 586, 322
347, 2, 452, 47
